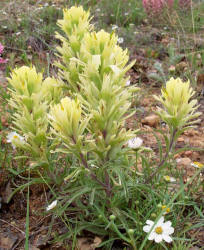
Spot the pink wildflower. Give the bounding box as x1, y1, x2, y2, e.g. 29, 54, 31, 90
0, 43, 7, 64
143, 0, 174, 14
0, 43, 4, 54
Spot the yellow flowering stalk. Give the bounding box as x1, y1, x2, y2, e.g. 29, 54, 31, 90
56, 6, 93, 93
154, 77, 201, 129
7, 66, 43, 97
57, 6, 92, 43
8, 66, 63, 162
54, 6, 139, 161
49, 97, 90, 154
80, 30, 129, 69
148, 78, 201, 181
78, 74, 137, 160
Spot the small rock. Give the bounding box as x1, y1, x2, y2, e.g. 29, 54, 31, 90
192, 152, 200, 159
0, 233, 18, 249
184, 151, 192, 157
1, 116, 8, 127
176, 157, 191, 167
142, 114, 160, 128
184, 129, 199, 136
176, 61, 188, 71
178, 137, 185, 142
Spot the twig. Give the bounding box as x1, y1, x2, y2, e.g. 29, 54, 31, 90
0, 218, 25, 235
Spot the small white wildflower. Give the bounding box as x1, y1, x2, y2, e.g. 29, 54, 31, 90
2, 26, 7, 29
44, 3, 49, 7
96, 8, 100, 12
40, 19, 43, 22
46, 200, 57, 211
128, 137, 143, 149
117, 37, 124, 44
3, 11, 7, 15
126, 80, 131, 86
125, 12, 129, 16
163, 176, 176, 182
7, 132, 25, 149
111, 25, 118, 30
143, 216, 174, 243
111, 14, 114, 17
16, 32, 21, 36
191, 162, 203, 169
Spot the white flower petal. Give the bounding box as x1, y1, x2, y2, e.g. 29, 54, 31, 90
117, 37, 124, 44
146, 220, 154, 226
163, 234, 172, 243
154, 234, 163, 243
163, 221, 172, 229
148, 232, 156, 241
143, 225, 151, 233
157, 216, 164, 226
128, 137, 143, 149
165, 226, 174, 235
126, 80, 131, 86
46, 200, 57, 211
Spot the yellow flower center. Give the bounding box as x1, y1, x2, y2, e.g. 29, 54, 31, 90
155, 226, 163, 234
13, 135, 18, 139
162, 205, 170, 213
193, 162, 203, 168
166, 208, 170, 213
164, 176, 170, 181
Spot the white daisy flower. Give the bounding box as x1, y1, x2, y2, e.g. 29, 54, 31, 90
191, 162, 203, 169
143, 216, 174, 243
111, 25, 118, 30
7, 132, 25, 149
117, 37, 124, 44
128, 137, 143, 149
46, 200, 57, 211
163, 176, 176, 182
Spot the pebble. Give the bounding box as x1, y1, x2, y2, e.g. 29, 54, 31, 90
142, 114, 160, 128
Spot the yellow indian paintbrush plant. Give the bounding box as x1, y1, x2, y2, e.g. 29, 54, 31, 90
154, 77, 201, 129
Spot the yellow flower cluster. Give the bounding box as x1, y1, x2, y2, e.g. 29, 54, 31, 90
154, 77, 201, 129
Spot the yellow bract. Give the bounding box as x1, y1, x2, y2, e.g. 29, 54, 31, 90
57, 6, 92, 38
50, 97, 82, 140
7, 66, 42, 96
154, 77, 201, 129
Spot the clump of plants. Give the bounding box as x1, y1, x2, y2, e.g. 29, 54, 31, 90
6, 6, 203, 249
142, 0, 191, 15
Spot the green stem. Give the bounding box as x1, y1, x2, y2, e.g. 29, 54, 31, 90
146, 128, 177, 183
